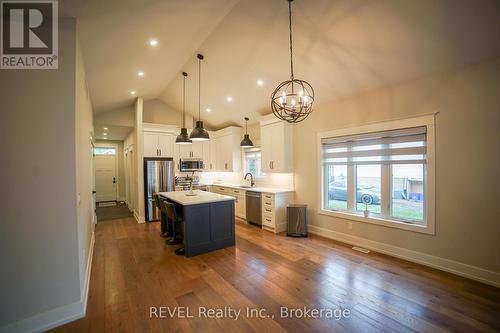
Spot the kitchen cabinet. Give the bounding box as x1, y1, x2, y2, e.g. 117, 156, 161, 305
214, 127, 241, 172
177, 140, 203, 159
202, 132, 217, 171
261, 192, 293, 234
260, 116, 293, 173
143, 131, 175, 158
231, 188, 246, 219
209, 186, 246, 219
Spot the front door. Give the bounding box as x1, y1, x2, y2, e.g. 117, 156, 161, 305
94, 147, 117, 202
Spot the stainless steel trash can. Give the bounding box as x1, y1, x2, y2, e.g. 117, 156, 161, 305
287, 204, 308, 237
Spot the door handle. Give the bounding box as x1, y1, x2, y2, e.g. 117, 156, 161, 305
112, 177, 116, 184
92, 190, 96, 194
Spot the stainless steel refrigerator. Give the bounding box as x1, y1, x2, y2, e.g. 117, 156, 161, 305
144, 157, 174, 221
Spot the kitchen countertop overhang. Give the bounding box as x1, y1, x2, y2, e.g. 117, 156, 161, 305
159, 190, 235, 205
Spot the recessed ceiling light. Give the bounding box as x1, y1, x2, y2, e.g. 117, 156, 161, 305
130, 90, 136, 95
103, 137, 108, 140
226, 96, 233, 102
103, 127, 108, 130
206, 108, 211, 112
148, 39, 158, 47
138, 71, 145, 77
256, 79, 264, 86
103, 133, 108, 136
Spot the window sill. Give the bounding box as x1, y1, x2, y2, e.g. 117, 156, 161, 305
318, 208, 435, 235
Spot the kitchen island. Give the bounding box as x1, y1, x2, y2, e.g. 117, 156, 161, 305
158, 190, 235, 257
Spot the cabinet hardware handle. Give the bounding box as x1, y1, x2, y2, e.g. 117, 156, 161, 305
266, 219, 271, 222
269, 161, 272, 169
265, 208, 271, 212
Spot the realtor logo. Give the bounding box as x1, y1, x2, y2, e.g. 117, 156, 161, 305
1, 0, 58, 69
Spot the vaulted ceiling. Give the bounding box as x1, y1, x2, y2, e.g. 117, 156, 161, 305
77, 0, 500, 129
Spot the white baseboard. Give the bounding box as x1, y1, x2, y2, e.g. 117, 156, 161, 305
134, 210, 145, 224
0, 233, 96, 333
81, 232, 95, 310
308, 225, 500, 288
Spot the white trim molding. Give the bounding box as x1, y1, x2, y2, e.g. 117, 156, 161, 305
0, 233, 96, 333
134, 210, 145, 224
309, 225, 500, 288
317, 114, 435, 235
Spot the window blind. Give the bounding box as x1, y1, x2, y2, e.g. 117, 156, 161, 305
322, 126, 426, 165
245, 147, 261, 160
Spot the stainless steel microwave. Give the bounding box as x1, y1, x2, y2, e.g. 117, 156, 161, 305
179, 158, 204, 172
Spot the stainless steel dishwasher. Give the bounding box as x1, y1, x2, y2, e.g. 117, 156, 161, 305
246, 191, 262, 226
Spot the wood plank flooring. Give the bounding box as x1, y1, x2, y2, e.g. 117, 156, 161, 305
50, 217, 500, 333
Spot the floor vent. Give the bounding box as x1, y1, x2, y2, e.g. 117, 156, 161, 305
352, 246, 370, 254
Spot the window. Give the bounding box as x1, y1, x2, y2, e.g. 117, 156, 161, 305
245, 148, 265, 177
94, 147, 116, 155
319, 116, 435, 234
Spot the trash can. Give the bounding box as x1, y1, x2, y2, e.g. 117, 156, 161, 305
287, 204, 308, 237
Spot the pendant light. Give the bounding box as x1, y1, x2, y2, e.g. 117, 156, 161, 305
240, 117, 254, 148
189, 54, 210, 141
270, 0, 314, 123
176, 71, 192, 145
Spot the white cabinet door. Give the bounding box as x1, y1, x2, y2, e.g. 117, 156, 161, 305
178, 144, 191, 159
209, 138, 217, 171
235, 194, 246, 219
215, 136, 227, 170
260, 122, 292, 172
261, 124, 273, 172
221, 135, 233, 170
158, 133, 174, 157
191, 141, 203, 158
202, 140, 211, 170
270, 123, 284, 171
144, 132, 159, 157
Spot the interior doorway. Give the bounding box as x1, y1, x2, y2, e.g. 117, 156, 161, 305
94, 145, 118, 203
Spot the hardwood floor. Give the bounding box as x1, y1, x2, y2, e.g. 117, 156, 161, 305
50, 217, 500, 333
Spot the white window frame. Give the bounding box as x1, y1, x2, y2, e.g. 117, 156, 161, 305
317, 115, 435, 235
244, 147, 266, 179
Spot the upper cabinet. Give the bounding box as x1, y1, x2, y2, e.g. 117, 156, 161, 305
260, 115, 293, 173
144, 131, 175, 158
202, 133, 217, 171
177, 134, 203, 159
143, 124, 241, 173
214, 127, 241, 172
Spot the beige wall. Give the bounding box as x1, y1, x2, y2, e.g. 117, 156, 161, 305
143, 98, 193, 127
0, 18, 82, 327
293, 58, 500, 273
75, 26, 95, 298
94, 105, 134, 127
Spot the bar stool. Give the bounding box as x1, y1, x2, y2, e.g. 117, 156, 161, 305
162, 200, 185, 256
154, 194, 171, 238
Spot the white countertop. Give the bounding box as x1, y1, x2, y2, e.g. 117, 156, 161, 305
158, 190, 235, 205
208, 183, 294, 194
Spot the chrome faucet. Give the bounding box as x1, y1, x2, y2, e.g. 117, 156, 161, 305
244, 173, 255, 187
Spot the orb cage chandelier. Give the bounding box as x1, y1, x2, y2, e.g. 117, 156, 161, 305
271, 0, 314, 123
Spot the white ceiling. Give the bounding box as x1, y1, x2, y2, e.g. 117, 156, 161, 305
77, 0, 500, 129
